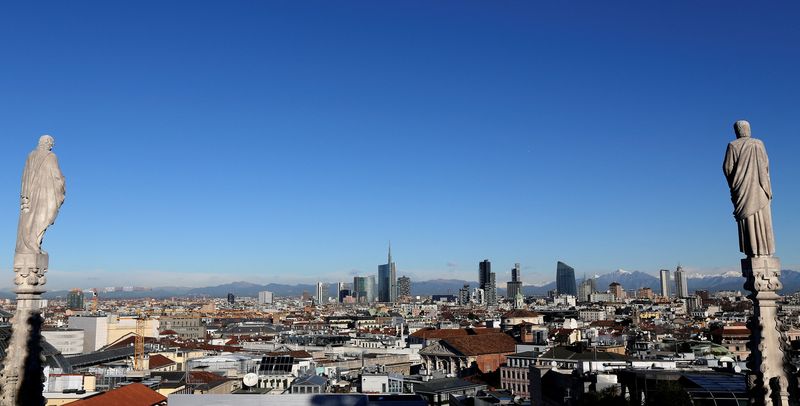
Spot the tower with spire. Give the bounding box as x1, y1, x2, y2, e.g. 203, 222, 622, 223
378, 242, 397, 302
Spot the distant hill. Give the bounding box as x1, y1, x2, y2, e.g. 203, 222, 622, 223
17, 268, 800, 300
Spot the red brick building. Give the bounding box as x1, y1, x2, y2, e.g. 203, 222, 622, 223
419, 332, 516, 376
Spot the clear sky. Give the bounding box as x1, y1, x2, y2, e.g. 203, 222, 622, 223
0, 2, 798, 290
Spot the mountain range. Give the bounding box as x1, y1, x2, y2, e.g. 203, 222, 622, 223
17, 268, 798, 299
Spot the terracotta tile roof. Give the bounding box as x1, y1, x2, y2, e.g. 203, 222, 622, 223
189, 371, 227, 384
501, 309, 542, 318
410, 327, 501, 339
65, 383, 166, 406
442, 333, 516, 356
267, 350, 313, 359
148, 354, 175, 369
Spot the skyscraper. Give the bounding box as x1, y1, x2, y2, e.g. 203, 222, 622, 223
315, 282, 327, 304
659, 269, 671, 297
353, 275, 376, 303
397, 276, 411, 298
335, 282, 347, 303
258, 291, 273, 305
578, 276, 596, 302
609, 282, 624, 300
556, 261, 577, 296
675, 265, 688, 298
67, 289, 84, 310
458, 284, 471, 305
506, 263, 522, 300
227, 293, 235, 304
479, 260, 496, 305
378, 244, 397, 302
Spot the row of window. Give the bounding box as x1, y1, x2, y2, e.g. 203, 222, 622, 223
501, 368, 528, 380
501, 381, 529, 394
506, 358, 533, 368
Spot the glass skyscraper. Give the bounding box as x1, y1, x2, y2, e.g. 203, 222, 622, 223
506, 263, 522, 300
675, 266, 688, 298
660, 269, 671, 297
378, 245, 397, 302
556, 261, 577, 296
353, 275, 376, 303
479, 259, 496, 305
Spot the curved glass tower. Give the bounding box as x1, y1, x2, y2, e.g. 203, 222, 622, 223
556, 261, 577, 296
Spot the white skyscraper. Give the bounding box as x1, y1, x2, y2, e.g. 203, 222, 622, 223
258, 291, 273, 305
659, 269, 671, 297
315, 282, 327, 304
674, 266, 688, 298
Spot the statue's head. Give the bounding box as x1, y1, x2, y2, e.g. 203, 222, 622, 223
734, 120, 751, 139
38, 135, 54, 150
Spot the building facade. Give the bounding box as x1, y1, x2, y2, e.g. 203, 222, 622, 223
159, 315, 206, 340
378, 246, 397, 302
506, 263, 522, 301
397, 276, 411, 298
659, 269, 671, 297
478, 260, 496, 306
500, 351, 537, 398
353, 276, 376, 303
578, 277, 595, 302
556, 261, 577, 296
67, 289, 84, 311
258, 291, 273, 305
674, 265, 688, 298
315, 282, 327, 304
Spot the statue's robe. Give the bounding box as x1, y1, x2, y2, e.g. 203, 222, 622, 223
15, 148, 65, 254
723, 137, 774, 256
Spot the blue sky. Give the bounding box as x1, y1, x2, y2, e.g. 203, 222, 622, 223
0, 2, 798, 289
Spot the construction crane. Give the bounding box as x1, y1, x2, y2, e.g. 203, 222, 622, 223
91, 288, 98, 313
134, 312, 146, 370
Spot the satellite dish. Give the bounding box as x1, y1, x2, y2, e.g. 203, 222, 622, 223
243, 373, 258, 387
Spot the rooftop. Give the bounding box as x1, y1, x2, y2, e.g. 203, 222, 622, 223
65, 382, 166, 406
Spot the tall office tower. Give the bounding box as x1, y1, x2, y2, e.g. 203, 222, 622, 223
367, 275, 377, 302
258, 291, 273, 305
674, 265, 688, 298
478, 260, 497, 306
336, 282, 347, 303
67, 289, 85, 310
609, 282, 624, 300
315, 282, 327, 304
578, 277, 595, 302
353, 276, 377, 303
659, 269, 671, 297
458, 284, 471, 305
227, 293, 235, 304
378, 245, 397, 302
506, 263, 523, 300
397, 276, 411, 297
556, 261, 577, 296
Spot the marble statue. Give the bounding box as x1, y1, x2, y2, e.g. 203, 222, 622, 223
723, 120, 775, 257
723, 121, 793, 406
15, 135, 65, 255
1, 135, 65, 406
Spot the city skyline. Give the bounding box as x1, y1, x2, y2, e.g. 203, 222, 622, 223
1, 3, 799, 290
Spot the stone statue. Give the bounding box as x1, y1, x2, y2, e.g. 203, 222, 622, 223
723, 120, 774, 257
1, 135, 65, 406
15, 135, 65, 255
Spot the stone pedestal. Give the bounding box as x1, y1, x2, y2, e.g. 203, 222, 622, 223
0, 253, 48, 406
741, 256, 793, 406
12, 253, 48, 294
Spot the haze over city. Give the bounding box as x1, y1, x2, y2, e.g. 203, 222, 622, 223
1, 2, 799, 290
